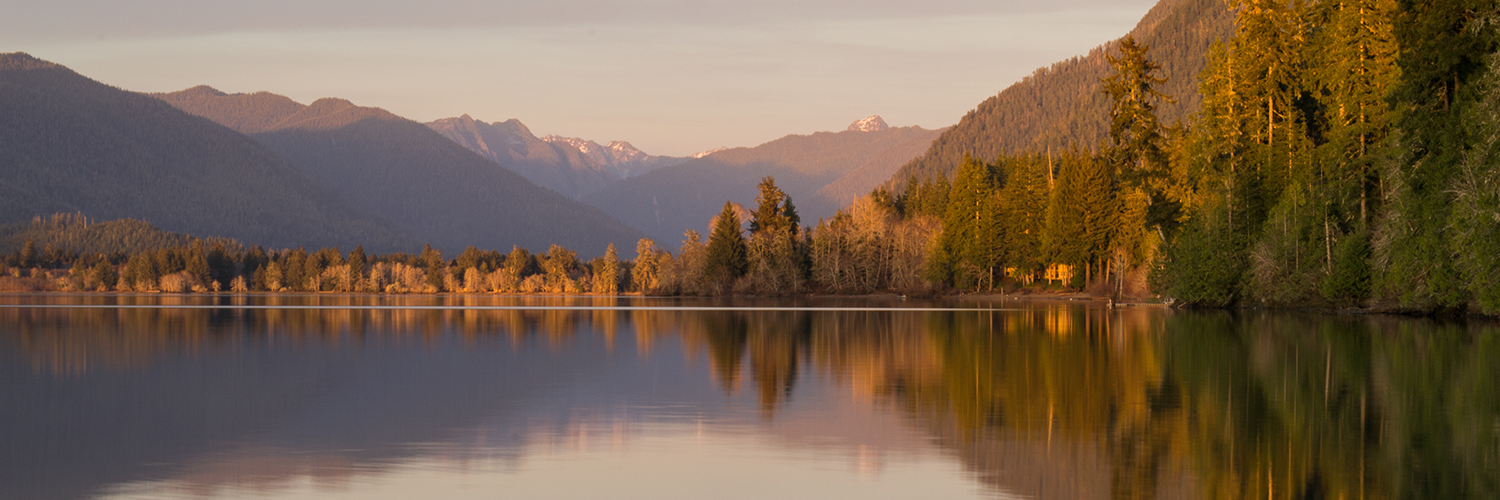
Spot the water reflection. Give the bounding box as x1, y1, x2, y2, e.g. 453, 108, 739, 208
1, 295, 1496, 499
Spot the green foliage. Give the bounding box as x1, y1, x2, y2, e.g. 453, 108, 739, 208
1449, 51, 1500, 314
895, 174, 951, 219
1104, 36, 1172, 193
997, 154, 1051, 274
1043, 152, 1117, 271
419, 244, 444, 291
930, 155, 1004, 289
348, 246, 367, 284
1320, 229, 1372, 306
705, 202, 749, 286
1373, 0, 1500, 311
1155, 206, 1245, 307
744, 177, 808, 294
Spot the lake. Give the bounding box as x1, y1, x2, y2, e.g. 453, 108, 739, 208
2, 294, 1496, 499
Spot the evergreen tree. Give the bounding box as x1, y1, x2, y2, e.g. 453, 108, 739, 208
419, 244, 444, 291
1104, 36, 1171, 193
206, 242, 234, 287
243, 246, 268, 286
1314, 0, 1399, 228
186, 240, 211, 288
749, 177, 792, 235
593, 243, 621, 294
998, 153, 1051, 277
541, 244, 580, 292
705, 201, 749, 285
1377, 0, 1498, 309
632, 238, 660, 293
1042, 152, 1116, 283
19, 239, 36, 268
348, 246, 367, 291
933, 154, 1004, 289
281, 249, 307, 291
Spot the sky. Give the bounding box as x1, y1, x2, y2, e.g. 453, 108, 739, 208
4, 0, 1158, 157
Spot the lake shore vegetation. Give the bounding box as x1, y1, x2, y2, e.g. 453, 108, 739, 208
4, 2, 1498, 316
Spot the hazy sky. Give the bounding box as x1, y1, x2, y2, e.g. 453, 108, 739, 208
5, 0, 1157, 156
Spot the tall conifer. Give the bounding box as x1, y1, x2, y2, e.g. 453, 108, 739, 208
705, 201, 749, 284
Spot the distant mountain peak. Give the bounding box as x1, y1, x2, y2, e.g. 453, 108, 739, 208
691, 147, 728, 159
542, 134, 601, 154
605, 141, 648, 162
848, 116, 888, 132
179, 85, 227, 97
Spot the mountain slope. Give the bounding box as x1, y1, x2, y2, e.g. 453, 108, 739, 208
427, 115, 685, 199
154, 87, 645, 256
889, 0, 1234, 185
0, 53, 416, 252
583, 119, 941, 243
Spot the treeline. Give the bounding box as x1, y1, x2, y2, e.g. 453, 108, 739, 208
0, 175, 938, 296
877, 0, 1500, 314
3, 238, 636, 295
1157, 0, 1500, 314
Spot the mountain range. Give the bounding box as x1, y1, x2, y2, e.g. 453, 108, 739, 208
0, 53, 416, 252
426, 115, 686, 200
1, 0, 1234, 256
583, 116, 942, 244
153, 86, 644, 256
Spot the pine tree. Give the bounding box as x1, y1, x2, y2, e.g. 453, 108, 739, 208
1377, 0, 1498, 309
19, 239, 36, 269
282, 249, 307, 291
705, 201, 749, 286
932, 154, 1003, 288
1103, 36, 1171, 192
632, 238, 660, 293
348, 246, 367, 291
594, 243, 621, 294
420, 244, 445, 291
186, 240, 211, 288
749, 177, 791, 235
999, 153, 1051, 277
1043, 152, 1116, 283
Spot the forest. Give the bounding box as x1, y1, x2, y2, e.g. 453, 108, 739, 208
3, 0, 1497, 315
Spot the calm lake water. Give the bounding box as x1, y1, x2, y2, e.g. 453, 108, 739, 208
1, 294, 1496, 499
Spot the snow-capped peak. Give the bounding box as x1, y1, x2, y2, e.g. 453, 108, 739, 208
847, 115, 889, 132
691, 147, 728, 159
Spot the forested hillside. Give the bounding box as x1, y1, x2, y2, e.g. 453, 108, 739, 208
0, 53, 416, 252
0, 213, 209, 256
156, 88, 646, 257
583, 121, 940, 243
837, 0, 1500, 315
888, 0, 1233, 186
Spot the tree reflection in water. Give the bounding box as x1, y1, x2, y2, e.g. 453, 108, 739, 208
1, 295, 1496, 499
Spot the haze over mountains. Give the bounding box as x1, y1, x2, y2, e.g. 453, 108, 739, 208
426, 115, 686, 199
0, 53, 416, 252
154, 86, 644, 256
583, 117, 942, 244
889, 0, 1234, 186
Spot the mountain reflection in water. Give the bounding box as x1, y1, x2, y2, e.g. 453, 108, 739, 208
1, 295, 1496, 499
